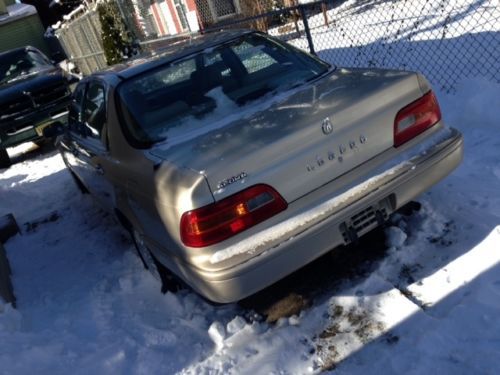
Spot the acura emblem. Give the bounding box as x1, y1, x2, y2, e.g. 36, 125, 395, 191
322, 117, 333, 134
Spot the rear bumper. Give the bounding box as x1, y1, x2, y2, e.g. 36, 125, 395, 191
0, 101, 69, 149
155, 126, 463, 303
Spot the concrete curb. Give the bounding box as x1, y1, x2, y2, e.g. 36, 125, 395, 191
0, 214, 19, 307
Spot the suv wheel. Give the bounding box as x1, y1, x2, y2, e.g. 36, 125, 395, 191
0, 149, 11, 169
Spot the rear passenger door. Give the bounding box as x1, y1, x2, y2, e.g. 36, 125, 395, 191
70, 80, 115, 210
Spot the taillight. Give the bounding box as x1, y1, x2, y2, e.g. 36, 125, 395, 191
394, 91, 441, 147
180, 184, 288, 247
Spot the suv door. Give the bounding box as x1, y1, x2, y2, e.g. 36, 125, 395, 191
67, 80, 115, 210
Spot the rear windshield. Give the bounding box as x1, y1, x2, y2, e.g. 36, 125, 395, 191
0, 49, 52, 84
117, 33, 329, 146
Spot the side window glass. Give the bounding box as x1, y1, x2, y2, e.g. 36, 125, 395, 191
68, 83, 85, 129
82, 82, 106, 139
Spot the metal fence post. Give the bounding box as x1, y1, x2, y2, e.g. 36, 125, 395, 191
298, 4, 316, 55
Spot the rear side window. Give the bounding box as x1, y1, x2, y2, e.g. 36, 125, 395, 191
117, 33, 329, 147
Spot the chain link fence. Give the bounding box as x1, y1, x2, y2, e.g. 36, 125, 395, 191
307, 0, 500, 92
204, 0, 500, 92
55, 0, 499, 92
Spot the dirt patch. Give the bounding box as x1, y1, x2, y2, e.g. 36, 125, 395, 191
263, 293, 310, 323
315, 305, 387, 370
427, 220, 456, 247
319, 323, 341, 339
318, 344, 339, 371
24, 211, 60, 233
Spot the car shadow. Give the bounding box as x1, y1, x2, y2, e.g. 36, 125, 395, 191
238, 204, 408, 318
315, 32, 499, 93
317, 238, 500, 372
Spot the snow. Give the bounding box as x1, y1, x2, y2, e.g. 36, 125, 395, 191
61, 5, 86, 22
0, 78, 498, 375
208, 321, 227, 351
385, 226, 407, 248
1, 0, 500, 373
150, 79, 320, 151
49, 0, 61, 8
273, 0, 500, 92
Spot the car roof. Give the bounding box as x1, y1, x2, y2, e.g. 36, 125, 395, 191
94, 29, 255, 81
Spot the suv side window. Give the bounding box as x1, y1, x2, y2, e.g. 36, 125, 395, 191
82, 82, 106, 140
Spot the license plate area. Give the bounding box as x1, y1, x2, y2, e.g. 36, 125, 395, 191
35, 122, 52, 136
35, 110, 68, 137
340, 197, 393, 244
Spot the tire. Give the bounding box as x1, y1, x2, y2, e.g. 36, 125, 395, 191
131, 228, 184, 293
0, 149, 11, 169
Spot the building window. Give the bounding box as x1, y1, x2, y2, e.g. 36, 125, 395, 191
173, 0, 189, 30
214, 0, 235, 17
209, 0, 240, 20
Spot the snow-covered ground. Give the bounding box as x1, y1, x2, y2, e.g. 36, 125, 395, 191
1, 0, 500, 373
277, 0, 500, 92
1, 79, 499, 374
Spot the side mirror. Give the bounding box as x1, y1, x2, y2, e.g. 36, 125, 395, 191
42, 122, 65, 138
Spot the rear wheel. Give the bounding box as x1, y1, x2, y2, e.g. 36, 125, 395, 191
131, 228, 183, 293
0, 149, 11, 169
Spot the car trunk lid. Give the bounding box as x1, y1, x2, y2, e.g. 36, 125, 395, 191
150, 68, 424, 203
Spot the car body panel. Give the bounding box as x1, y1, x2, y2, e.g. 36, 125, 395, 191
147, 125, 463, 302
57, 30, 463, 303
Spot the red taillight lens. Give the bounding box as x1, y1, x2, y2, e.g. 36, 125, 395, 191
394, 91, 442, 147
180, 184, 288, 247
